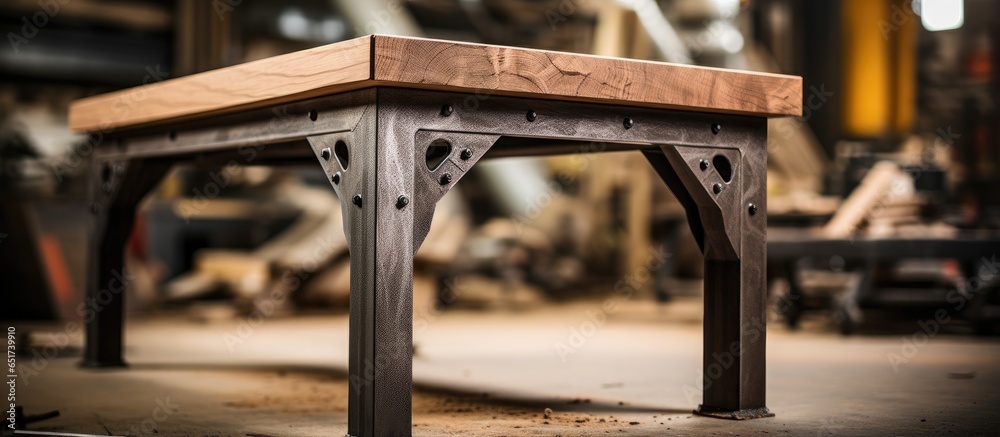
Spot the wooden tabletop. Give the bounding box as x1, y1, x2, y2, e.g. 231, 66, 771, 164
69, 35, 802, 132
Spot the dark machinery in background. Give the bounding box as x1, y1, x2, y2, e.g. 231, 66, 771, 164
756, 0, 1000, 334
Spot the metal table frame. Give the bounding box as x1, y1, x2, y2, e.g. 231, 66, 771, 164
84, 87, 772, 436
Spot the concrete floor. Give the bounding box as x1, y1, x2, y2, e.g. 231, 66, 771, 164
11, 297, 1000, 436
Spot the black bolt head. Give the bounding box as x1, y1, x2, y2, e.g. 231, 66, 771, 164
711, 123, 722, 135
699, 159, 710, 171
440, 104, 454, 116
526, 109, 537, 122
439, 173, 453, 185
320, 148, 332, 160
623, 117, 633, 129
748, 203, 758, 215
712, 183, 723, 194
352, 194, 363, 208
396, 195, 409, 209
331, 173, 341, 185
308, 109, 318, 121
460, 148, 473, 160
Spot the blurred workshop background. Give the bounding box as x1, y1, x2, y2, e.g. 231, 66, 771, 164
3, 0, 998, 337
1, 0, 999, 435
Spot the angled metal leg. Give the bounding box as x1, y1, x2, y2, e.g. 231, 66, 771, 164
310, 117, 409, 436
644, 138, 771, 419
309, 99, 498, 436
83, 155, 171, 368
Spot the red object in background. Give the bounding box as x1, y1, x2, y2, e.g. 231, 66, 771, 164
942, 259, 959, 280
966, 51, 991, 79
965, 35, 992, 81
128, 214, 147, 260
39, 234, 76, 319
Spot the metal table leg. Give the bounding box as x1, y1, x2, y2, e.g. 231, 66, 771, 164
645, 139, 771, 419
83, 155, 170, 367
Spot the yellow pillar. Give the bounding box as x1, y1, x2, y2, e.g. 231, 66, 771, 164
842, 0, 916, 137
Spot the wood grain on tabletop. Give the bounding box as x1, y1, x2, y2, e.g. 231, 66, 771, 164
69, 35, 802, 132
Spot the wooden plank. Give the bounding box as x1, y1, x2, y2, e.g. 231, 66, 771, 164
69, 36, 373, 132
372, 36, 801, 119
70, 35, 802, 132
822, 161, 911, 238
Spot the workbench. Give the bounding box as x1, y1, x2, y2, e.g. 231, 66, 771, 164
69, 34, 802, 436
769, 229, 1000, 334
